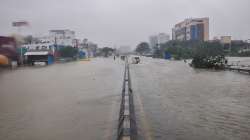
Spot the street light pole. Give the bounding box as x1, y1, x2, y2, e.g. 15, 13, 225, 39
20, 47, 23, 65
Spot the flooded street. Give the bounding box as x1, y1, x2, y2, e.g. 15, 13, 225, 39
130, 57, 250, 140
1, 57, 250, 140
0, 58, 124, 140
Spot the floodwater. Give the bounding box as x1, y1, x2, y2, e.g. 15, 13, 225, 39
1, 57, 250, 140
130, 57, 250, 140
0, 58, 124, 140
227, 57, 250, 66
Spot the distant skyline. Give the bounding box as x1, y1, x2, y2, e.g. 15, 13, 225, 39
0, 0, 250, 48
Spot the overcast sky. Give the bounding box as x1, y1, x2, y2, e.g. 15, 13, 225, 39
0, 0, 249, 48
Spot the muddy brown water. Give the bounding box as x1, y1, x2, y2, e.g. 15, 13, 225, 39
130, 57, 250, 140
1, 57, 250, 140
0, 58, 124, 140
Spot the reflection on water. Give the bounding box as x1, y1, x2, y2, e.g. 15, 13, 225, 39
131, 57, 250, 140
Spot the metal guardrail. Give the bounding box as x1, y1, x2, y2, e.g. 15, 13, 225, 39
227, 64, 250, 68
117, 57, 137, 140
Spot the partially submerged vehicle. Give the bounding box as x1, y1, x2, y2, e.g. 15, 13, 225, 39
132, 56, 140, 64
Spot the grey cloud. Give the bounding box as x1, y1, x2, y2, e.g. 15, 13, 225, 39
0, 0, 249, 47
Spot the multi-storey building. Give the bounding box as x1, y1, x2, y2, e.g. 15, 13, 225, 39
157, 33, 170, 44
149, 35, 158, 48
149, 33, 170, 48
172, 17, 209, 41
49, 29, 75, 47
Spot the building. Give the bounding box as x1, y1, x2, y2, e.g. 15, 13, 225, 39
87, 42, 98, 57
149, 35, 158, 48
158, 33, 170, 44
172, 17, 209, 41
117, 46, 131, 54
0, 36, 19, 65
149, 33, 170, 48
49, 29, 75, 47
220, 36, 232, 44
78, 39, 98, 58
22, 36, 53, 51
245, 39, 250, 43
22, 29, 76, 57
220, 36, 232, 51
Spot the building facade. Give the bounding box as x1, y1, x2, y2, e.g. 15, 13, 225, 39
157, 33, 170, 44
79, 41, 98, 58
49, 29, 75, 47
172, 17, 209, 41
22, 36, 54, 51
149, 35, 158, 48
149, 33, 170, 48
0, 36, 18, 64
22, 29, 76, 54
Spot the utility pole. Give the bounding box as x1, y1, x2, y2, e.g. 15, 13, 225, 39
54, 36, 57, 59
20, 47, 23, 65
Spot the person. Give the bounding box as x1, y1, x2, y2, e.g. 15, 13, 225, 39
114, 55, 116, 60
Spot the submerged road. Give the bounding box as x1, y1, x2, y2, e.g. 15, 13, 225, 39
1, 57, 250, 140
0, 58, 124, 140
130, 57, 250, 140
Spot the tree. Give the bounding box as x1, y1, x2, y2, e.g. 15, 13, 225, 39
23, 35, 40, 44
23, 35, 33, 44
135, 42, 150, 55
191, 42, 226, 69
59, 47, 78, 58
100, 47, 114, 57
153, 46, 161, 58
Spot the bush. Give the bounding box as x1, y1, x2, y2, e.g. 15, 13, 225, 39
191, 42, 227, 69
59, 46, 78, 58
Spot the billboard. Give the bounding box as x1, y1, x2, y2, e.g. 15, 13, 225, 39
220, 36, 231, 44
12, 21, 29, 27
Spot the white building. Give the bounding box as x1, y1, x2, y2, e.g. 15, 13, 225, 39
149, 33, 170, 48
117, 46, 131, 54
157, 33, 170, 44
78, 39, 98, 58
172, 17, 209, 41
245, 39, 250, 43
49, 29, 75, 47
22, 36, 54, 51
149, 35, 158, 48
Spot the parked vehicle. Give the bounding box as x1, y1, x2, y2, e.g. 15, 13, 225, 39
132, 56, 140, 64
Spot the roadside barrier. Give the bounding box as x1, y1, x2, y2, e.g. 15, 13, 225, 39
117, 57, 137, 140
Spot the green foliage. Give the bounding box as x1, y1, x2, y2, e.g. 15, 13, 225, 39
159, 40, 202, 59
23, 35, 39, 44
159, 40, 227, 68
135, 42, 151, 54
100, 47, 114, 57
191, 42, 226, 69
152, 46, 161, 58
237, 51, 250, 57
230, 41, 250, 56
59, 47, 78, 58
193, 42, 224, 57
159, 40, 225, 60
23, 35, 33, 44
191, 55, 227, 69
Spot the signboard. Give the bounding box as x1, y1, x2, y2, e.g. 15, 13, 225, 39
12, 21, 29, 27
220, 36, 231, 44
